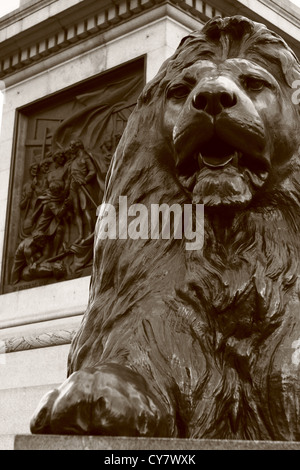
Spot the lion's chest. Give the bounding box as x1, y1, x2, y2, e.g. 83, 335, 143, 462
203, 260, 259, 333
185, 249, 277, 341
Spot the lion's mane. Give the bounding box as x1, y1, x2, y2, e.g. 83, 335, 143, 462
68, 16, 300, 439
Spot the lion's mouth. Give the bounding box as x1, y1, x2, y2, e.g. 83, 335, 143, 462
197, 136, 269, 176
198, 138, 238, 169
178, 135, 270, 198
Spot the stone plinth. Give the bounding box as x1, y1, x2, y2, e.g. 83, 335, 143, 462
12, 435, 300, 450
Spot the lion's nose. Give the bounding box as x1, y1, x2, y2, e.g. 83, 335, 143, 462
192, 88, 237, 115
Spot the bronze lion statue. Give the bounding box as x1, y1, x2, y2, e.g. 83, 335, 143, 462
31, 15, 300, 440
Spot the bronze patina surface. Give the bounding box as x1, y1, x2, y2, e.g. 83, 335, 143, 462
31, 16, 300, 440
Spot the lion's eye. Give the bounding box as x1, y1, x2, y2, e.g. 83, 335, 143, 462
167, 84, 191, 100
242, 76, 268, 92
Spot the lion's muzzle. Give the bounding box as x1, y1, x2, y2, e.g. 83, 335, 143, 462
191, 75, 237, 117
173, 74, 267, 173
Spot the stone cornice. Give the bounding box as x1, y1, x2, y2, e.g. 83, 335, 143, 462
0, 0, 299, 83
210, 0, 300, 29
0, 0, 224, 81
0, 0, 299, 84
260, 0, 300, 25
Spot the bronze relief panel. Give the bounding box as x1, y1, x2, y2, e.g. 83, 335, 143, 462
2, 58, 145, 293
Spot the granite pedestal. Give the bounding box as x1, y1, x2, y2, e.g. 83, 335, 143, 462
11, 435, 300, 450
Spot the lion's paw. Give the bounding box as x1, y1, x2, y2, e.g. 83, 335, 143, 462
30, 364, 171, 436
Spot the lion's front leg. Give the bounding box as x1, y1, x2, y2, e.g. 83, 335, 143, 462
30, 363, 173, 436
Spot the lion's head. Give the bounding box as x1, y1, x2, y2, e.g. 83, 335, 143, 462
115, 15, 300, 210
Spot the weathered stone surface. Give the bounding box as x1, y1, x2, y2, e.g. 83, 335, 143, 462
0, 435, 15, 450
13, 435, 300, 450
